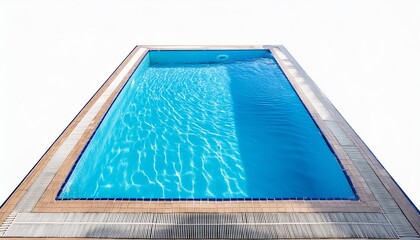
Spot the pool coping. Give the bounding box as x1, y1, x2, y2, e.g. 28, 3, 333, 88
55, 47, 358, 203
0, 45, 418, 239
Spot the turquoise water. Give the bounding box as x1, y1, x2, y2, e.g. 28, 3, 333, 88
58, 50, 356, 200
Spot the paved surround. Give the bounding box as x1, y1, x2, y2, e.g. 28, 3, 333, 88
3, 212, 398, 239
0, 45, 418, 239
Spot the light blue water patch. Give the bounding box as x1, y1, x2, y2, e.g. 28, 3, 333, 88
59, 50, 356, 200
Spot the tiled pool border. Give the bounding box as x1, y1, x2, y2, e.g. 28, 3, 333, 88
54, 48, 359, 202
0, 45, 418, 239
35, 45, 375, 212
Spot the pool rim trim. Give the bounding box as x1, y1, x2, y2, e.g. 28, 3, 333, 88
1, 46, 380, 213
55, 48, 359, 202
33, 45, 378, 212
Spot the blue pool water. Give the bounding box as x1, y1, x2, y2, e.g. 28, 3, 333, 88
58, 50, 356, 200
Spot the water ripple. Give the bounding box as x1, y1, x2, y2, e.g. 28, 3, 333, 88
60, 55, 355, 200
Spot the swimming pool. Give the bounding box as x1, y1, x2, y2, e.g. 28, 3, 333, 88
58, 49, 356, 200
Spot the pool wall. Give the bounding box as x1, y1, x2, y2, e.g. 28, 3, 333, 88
149, 49, 271, 64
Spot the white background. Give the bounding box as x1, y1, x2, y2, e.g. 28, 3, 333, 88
1, 0, 419, 209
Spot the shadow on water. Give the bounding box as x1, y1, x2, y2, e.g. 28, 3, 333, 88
225, 56, 308, 198
225, 55, 356, 199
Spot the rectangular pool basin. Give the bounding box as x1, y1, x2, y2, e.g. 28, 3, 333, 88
57, 49, 356, 200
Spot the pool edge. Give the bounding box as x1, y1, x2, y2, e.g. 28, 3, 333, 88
0, 45, 418, 239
